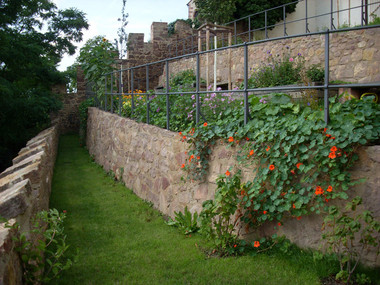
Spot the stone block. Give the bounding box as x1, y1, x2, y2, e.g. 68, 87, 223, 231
0, 180, 32, 220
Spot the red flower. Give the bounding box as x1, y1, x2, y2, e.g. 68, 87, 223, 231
293, 203, 296, 209
326, 134, 331, 138
63, 210, 67, 213
296, 216, 302, 220
323, 128, 327, 133
228, 136, 234, 142
263, 211, 267, 214
278, 222, 282, 226
246, 137, 249, 141
249, 149, 254, 156
330, 146, 337, 152
266, 146, 271, 152
325, 198, 330, 203
225, 170, 231, 176
233, 244, 237, 248
326, 185, 333, 192
315, 186, 324, 195
328, 152, 336, 159
183, 136, 187, 140
241, 190, 246, 196
254, 241, 260, 247
331, 137, 335, 140
181, 164, 185, 168
203, 122, 208, 127
179, 132, 182, 136
269, 164, 275, 171
296, 162, 303, 169
290, 169, 295, 175
197, 156, 200, 160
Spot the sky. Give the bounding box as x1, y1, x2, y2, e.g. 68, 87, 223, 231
53, 0, 189, 71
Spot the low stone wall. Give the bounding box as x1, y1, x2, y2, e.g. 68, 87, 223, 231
87, 107, 380, 266
0, 126, 59, 284
159, 27, 380, 87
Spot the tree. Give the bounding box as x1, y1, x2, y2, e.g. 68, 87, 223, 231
77, 36, 117, 98
0, 0, 88, 171
194, 0, 297, 28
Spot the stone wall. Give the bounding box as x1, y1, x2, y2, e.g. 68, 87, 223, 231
158, 27, 380, 87
51, 67, 87, 134
86, 107, 380, 266
0, 126, 59, 284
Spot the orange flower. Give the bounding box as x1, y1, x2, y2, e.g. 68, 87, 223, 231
269, 164, 275, 171
190, 154, 194, 159
266, 146, 270, 152
225, 170, 231, 176
328, 152, 336, 159
181, 164, 185, 168
323, 128, 327, 133
315, 186, 324, 195
254, 241, 260, 247
249, 149, 254, 156
241, 190, 246, 196
263, 211, 267, 214
293, 203, 296, 209
326, 134, 331, 138
203, 122, 208, 127
197, 156, 200, 160
326, 185, 333, 192
183, 136, 186, 140
331, 137, 335, 140
228, 136, 234, 142
296, 162, 303, 169
179, 132, 182, 136
330, 146, 337, 152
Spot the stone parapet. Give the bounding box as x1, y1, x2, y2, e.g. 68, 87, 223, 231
0, 125, 59, 284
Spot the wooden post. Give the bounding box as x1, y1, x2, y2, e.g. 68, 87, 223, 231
206, 25, 210, 89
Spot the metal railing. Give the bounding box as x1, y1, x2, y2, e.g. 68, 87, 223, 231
99, 24, 380, 131
167, 0, 380, 58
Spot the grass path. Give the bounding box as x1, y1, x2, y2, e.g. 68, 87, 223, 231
49, 135, 324, 284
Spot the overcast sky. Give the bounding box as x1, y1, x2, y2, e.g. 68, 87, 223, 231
53, 0, 189, 71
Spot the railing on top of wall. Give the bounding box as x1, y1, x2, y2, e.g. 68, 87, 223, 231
167, 0, 380, 58
100, 25, 380, 131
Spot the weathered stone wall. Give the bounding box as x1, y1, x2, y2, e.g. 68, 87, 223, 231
51, 67, 87, 134
159, 27, 380, 87
0, 126, 59, 284
87, 107, 380, 266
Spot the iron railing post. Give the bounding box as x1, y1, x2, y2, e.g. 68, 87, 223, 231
243, 43, 249, 125
324, 30, 330, 124
166, 60, 170, 130
131, 69, 134, 117
234, 21, 237, 44
111, 73, 114, 113
146, 65, 150, 124
283, 5, 287, 36
265, 10, 268, 39
196, 52, 200, 125
104, 76, 107, 111
305, 0, 309, 33
248, 16, 251, 42
330, 0, 335, 30
119, 71, 122, 116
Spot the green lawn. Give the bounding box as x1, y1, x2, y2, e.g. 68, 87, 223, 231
48, 135, 339, 284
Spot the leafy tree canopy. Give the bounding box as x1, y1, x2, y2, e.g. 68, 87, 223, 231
0, 0, 88, 171
194, 0, 297, 28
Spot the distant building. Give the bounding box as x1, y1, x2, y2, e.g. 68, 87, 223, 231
187, 0, 197, 21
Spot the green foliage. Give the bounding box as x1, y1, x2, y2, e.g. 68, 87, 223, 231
306, 64, 325, 82
166, 206, 200, 235
78, 98, 95, 146
199, 170, 245, 256
194, 0, 297, 27
0, 0, 88, 171
114, 0, 129, 60
64, 63, 79, 93
247, 49, 305, 88
7, 209, 76, 284
77, 36, 117, 98
369, 13, 380, 26
321, 197, 380, 284
168, 19, 197, 36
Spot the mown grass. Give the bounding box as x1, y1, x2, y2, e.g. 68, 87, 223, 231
49, 135, 379, 285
